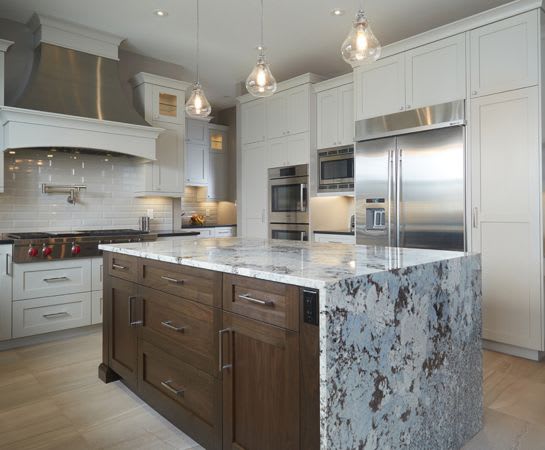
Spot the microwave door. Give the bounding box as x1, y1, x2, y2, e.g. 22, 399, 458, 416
320, 155, 354, 185
355, 137, 396, 246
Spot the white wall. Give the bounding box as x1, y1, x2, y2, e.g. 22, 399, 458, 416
0, 149, 173, 232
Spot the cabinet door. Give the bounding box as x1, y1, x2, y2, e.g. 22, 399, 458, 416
266, 93, 287, 139
185, 142, 209, 186
470, 11, 539, 97
153, 124, 184, 193
286, 85, 310, 135
106, 276, 140, 388
0, 244, 12, 341
241, 142, 268, 238
186, 118, 209, 144
405, 33, 466, 109
286, 132, 309, 166
241, 100, 266, 145
91, 290, 103, 325
354, 54, 405, 120
470, 87, 542, 350
208, 151, 227, 200
338, 83, 354, 146
267, 136, 288, 169
316, 89, 339, 149
221, 312, 299, 450
152, 86, 185, 124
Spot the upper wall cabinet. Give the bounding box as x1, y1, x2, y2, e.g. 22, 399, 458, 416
355, 34, 466, 120
186, 117, 209, 144
151, 86, 185, 124
317, 83, 354, 149
266, 85, 310, 139
185, 118, 211, 187
207, 125, 229, 200
470, 11, 539, 98
354, 54, 405, 120
405, 33, 466, 109
241, 100, 266, 145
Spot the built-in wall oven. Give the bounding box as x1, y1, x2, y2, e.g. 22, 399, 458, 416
268, 165, 309, 241
318, 146, 354, 193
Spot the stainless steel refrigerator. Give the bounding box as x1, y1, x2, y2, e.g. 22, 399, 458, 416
355, 101, 466, 251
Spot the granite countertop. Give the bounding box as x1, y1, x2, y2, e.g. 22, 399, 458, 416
99, 237, 468, 290
314, 229, 355, 236
181, 224, 237, 229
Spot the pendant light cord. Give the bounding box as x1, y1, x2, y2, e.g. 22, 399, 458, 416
260, 0, 264, 53
196, 0, 200, 83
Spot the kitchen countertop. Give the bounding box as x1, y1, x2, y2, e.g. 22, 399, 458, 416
0, 234, 14, 245
314, 229, 355, 236
181, 224, 237, 229
99, 237, 482, 448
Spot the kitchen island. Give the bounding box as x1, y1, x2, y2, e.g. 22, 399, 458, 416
99, 238, 482, 450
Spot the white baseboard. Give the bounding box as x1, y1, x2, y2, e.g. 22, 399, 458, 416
483, 339, 544, 361
0, 324, 101, 351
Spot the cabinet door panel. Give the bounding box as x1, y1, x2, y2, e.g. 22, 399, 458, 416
0, 245, 12, 340
405, 33, 466, 109
316, 89, 339, 149
106, 276, 139, 388
241, 100, 266, 145
338, 84, 354, 146
355, 54, 405, 120
286, 132, 310, 166
470, 87, 541, 350
242, 142, 268, 238
286, 86, 309, 135
153, 125, 184, 193
470, 11, 539, 97
208, 151, 227, 200
186, 119, 209, 144
221, 312, 299, 450
186, 142, 208, 186
267, 136, 287, 168
266, 93, 287, 139
152, 86, 184, 124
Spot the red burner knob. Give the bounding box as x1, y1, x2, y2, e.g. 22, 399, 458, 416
71, 244, 81, 256
28, 246, 39, 257
42, 246, 52, 257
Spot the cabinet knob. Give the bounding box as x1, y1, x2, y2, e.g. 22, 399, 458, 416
472, 91, 478, 96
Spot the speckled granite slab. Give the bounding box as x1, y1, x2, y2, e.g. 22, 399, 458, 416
100, 238, 482, 450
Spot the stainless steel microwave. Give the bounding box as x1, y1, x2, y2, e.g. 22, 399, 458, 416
318, 147, 354, 193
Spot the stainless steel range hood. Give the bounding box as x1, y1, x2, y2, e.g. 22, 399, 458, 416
16, 42, 148, 126
0, 14, 161, 160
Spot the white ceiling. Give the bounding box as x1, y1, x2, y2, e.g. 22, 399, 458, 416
0, 0, 513, 110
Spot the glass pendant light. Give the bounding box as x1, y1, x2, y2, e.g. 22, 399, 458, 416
185, 0, 211, 118
246, 0, 277, 97
341, 7, 381, 65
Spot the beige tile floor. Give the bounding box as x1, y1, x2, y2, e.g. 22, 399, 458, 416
1, 330, 544, 449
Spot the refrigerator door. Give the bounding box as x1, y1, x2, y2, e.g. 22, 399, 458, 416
355, 137, 397, 246
396, 127, 465, 251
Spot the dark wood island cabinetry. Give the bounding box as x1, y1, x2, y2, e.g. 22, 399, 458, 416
99, 252, 320, 450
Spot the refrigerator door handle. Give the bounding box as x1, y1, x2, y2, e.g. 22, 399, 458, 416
396, 148, 403, 246
472, 207, 479, 229
387, 148, 394, 247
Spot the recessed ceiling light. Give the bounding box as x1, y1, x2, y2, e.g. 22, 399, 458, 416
331, 8, 345, 16
153, 9, 168, 17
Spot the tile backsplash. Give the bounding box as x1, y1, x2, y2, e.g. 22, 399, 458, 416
0, 149, 174, 232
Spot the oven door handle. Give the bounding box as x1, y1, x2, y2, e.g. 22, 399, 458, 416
300, 184, 307, 212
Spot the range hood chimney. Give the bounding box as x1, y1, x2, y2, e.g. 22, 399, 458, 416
0, 14, 161, 159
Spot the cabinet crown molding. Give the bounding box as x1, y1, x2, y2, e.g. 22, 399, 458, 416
313, 73, 353, 93
27, 13, 123, 60
130, 72, 193, 92
0, 39, 14, 53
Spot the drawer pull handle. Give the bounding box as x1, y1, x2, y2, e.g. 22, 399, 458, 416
238, 293, 274, 307
128, 296, 142, 327
161, 320, 185, 333
112, 264, 127, 270
161, 276, 185, 285
219, 328, 232, 372
160, 380, 185, 397
43, 276, 69, 283
43, 311, 70, 319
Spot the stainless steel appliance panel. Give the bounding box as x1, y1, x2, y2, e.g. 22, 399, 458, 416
318, 147, 354, 193
355, 137, 396, 246
396, 127, 465, 251
270, 223, 309, 241
268, 165, 309, 225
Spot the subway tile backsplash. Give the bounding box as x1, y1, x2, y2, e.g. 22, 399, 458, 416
0, 149, 174, 232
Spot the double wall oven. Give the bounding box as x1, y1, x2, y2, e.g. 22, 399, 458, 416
268, 165, 309, 241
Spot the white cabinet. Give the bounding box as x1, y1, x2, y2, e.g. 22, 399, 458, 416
267, 132, 310, 168
405, 33, 466, 109
91, 290, 103, 325
470, 11, 539, 98
207, 125, 229, 200
186, 118, 209, 144
314, 233, 356, 244
355, 34, 466, 120
470, 87, 542, 350
317, 83, 354, 149
191, 227, 236, 238
151, 85, 185, 124
266, 85, 310, 139
355, 54, 405, 120
241, 100, 266, 145
185, 142, 209, 186
0, 244, 12, 341
242, 142, 268, 238
91, 257, 103, 292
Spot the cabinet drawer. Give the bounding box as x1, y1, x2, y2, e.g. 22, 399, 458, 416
140, 259, 222, 307
91, 257, 103, 291
105, 253, 138, 283
13, 259, 92, 300
12, 292, 91, 338
91, 290, 103, 325
214, 228, 234, 237
223, 274, 299, 331
139, 340, 220, 448
141, 286, 219, 375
